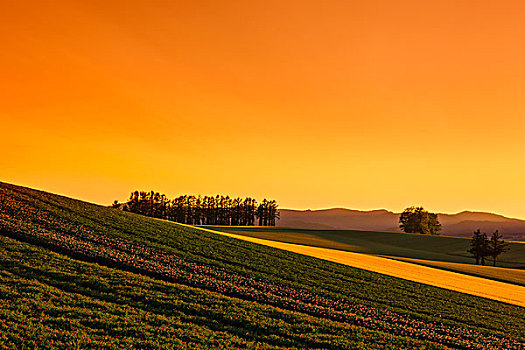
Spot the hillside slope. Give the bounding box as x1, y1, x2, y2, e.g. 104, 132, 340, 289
0, 182, 524, 349
278, 208, 525, 240
208, 226, 525, 268
206, 226, 525, 288
199, 226, 525, 306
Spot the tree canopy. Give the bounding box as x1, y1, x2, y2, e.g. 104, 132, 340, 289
399, 207, 441, 235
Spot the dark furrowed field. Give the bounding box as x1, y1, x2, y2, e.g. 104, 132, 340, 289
1, 182, 524, 349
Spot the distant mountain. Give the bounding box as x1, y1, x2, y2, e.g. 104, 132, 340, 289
277, 208, 525, 241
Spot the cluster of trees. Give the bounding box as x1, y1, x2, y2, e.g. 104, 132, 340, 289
399, 207, 510, 266
468, 229, 509, 266
113, 191, 279, 226
399, 207, 441, 235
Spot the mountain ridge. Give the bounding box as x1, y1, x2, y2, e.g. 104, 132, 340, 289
278, 208, 525, 240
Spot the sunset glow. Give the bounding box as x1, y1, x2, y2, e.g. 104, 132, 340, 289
3, 1, 525, 217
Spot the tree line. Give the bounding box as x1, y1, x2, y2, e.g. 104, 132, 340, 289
113, 191, 279, 226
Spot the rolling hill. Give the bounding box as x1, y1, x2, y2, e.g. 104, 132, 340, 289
206, 226, 525, 286
1, 181, 524, 349
278, 208, 525, 240
199, 225, 525, 305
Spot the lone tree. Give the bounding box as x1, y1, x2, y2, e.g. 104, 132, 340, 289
488, 230, 509, 267
468, 229, 489, 265
399, 207, 441, 235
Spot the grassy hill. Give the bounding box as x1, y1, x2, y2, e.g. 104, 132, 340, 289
205, 226, 525, 266
1, 182, 524, 349
205, 226, 525, 285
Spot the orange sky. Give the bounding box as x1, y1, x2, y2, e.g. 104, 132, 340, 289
3, 1, 525, 218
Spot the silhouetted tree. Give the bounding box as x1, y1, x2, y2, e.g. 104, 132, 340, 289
230, 197, 243, 226
488, 230, 508, 267
399, 207, 441, 235
257, 199, 267, 226
468, 229, 490, 265
195, 196, 203, 225
244, 197, 257, 225
267, 200, 279, 226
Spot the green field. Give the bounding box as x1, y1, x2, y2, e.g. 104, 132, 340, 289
203, 226, 525, 266
204, 226, 525, 282
388, 256, 525, 287
204, 226, 525, 268
1, 182, 524, 349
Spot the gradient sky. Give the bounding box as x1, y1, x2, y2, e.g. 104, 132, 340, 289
3, 1, 525, 218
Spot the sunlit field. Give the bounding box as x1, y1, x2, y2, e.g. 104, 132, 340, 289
5, 1, 525, 348
206, 226, 525, 283
389, 257, 525, 286
198, 226, 525, 307
1, 182, 524, 349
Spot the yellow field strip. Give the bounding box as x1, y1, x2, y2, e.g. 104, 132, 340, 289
190, 225, 525, 307
387, 256, 525, 286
